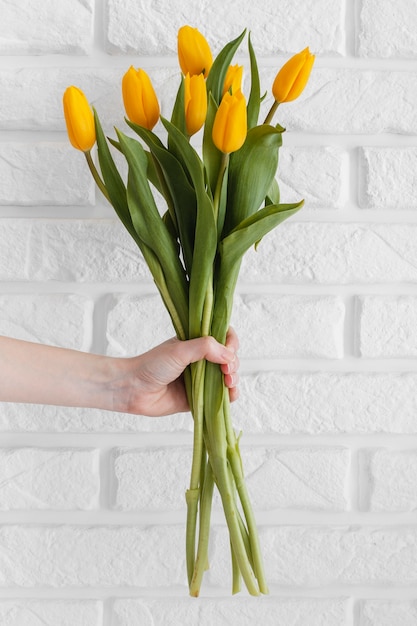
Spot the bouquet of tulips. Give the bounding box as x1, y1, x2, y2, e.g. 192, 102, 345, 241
63, 26, 314, 597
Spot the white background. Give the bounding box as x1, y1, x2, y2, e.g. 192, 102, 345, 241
0, 0, 417, 624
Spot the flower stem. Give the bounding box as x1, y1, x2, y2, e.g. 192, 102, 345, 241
84, 151, 111, 202
223, 381, 268, 594
189, 460, 214, 596
263, 100, 279, 125
213, 152, 229, 222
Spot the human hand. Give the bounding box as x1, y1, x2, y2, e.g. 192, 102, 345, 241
110, 328, 240, 417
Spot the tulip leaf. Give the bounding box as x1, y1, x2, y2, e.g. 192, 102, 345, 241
170, 75, 187, 136
202, 94, 223, 197
125, 119, 197, 275
116, 129, 189, 332
223, 124, 283, 235
211, 200, 303, 340
93, 111, 138, 242
160, 118, 218, 339
221, 200, 303, 270
247, 33, 261, 129
206, 29, 246, 105
265, 178, 280, 206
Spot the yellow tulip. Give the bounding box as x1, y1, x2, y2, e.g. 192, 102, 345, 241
184, 73, 207, 136
222, 64, 243, 97
122, 66, 160, 130
63, 86, 96, 152
212, 90, 247, 154
272, 47, 315, 103
178, 25, 213, 77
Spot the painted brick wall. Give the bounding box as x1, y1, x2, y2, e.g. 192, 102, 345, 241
0, 0, 416, 624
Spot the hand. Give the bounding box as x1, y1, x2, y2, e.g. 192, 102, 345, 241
110, 328, 240, 417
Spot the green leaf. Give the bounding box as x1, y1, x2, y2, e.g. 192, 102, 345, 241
265, 178, 280, 206
160, 119, 218, 339
222, 200, 303, 271
116, 129, 189, 334
202, 94, 223, 197
170, 75, 187, 136
93, 110, 137, 242
224, 124, 283, 236
206, 29, 246, 105
126, 119, 197, 275
247, 33, 261, 129
211, 200, 303, 341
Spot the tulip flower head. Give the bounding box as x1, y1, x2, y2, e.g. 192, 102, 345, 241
212, 89, 247, 154
272, 47, 315, 104
63, 86, 96, 152
222, 64, 243, 97
184, 73, 208, 136
178, 25, 213, 77
122, 66, 160, 130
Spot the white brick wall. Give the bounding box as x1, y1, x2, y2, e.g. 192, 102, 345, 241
0, 0, 416, 623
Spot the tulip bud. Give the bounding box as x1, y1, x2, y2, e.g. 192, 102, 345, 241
178, 25, 213, 77
63, 86, 96, 152
222, 65, 243, 97
272, 47, 315, 104
184, 73, 207, 136
122, 66, 160, 130
212, 89, 247, 154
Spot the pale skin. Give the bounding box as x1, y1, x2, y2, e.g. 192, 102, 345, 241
0, 328, 239, 417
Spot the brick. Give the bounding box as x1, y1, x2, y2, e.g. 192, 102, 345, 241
359, 148, 417, 209
359, 449, 417, 512
112, 447, 191, 511
358, 0, 417, 58
0, 599, 102, 626
0, 448, 99, 510
0, 0, 94, 55
111, 597, 349, 626
267, 69, 417, 134
235, 372, 417, 435
0, 294, 92, 350
20, 220, 417, 286
0, 221, 30, 281
244, 447, 350, 511
106, 294, 173, 357
0, 143, 94, 206
231, 294, 344, 359
0, 404, 190, 434
357, 296, 417, 358
106, 292, 344, 359
105, 0, 344, 55
0, 67, 176, 132
112, 446, 349, 512
241, 223, 417, 284
278, 147, 344, 209
0, 526, 184, 587
360, 600, 417, 626
26, 220, 149, 283
209, 526, 417, 587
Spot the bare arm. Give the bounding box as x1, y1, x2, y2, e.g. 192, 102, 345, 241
0, 330, 239, 417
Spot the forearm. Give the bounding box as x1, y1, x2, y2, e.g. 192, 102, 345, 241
0, 336, 113, 410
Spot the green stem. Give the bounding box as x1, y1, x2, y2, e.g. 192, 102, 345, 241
230, 539, 241, 595
263, 100, 279, 125
211, 454, 260, 596
213, 152, 229, 221
223, 394, 268, 594
154, 268, 187, 341
189, 460, 214, 596
84, 151, 111, 202
185, 357, 207, 585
